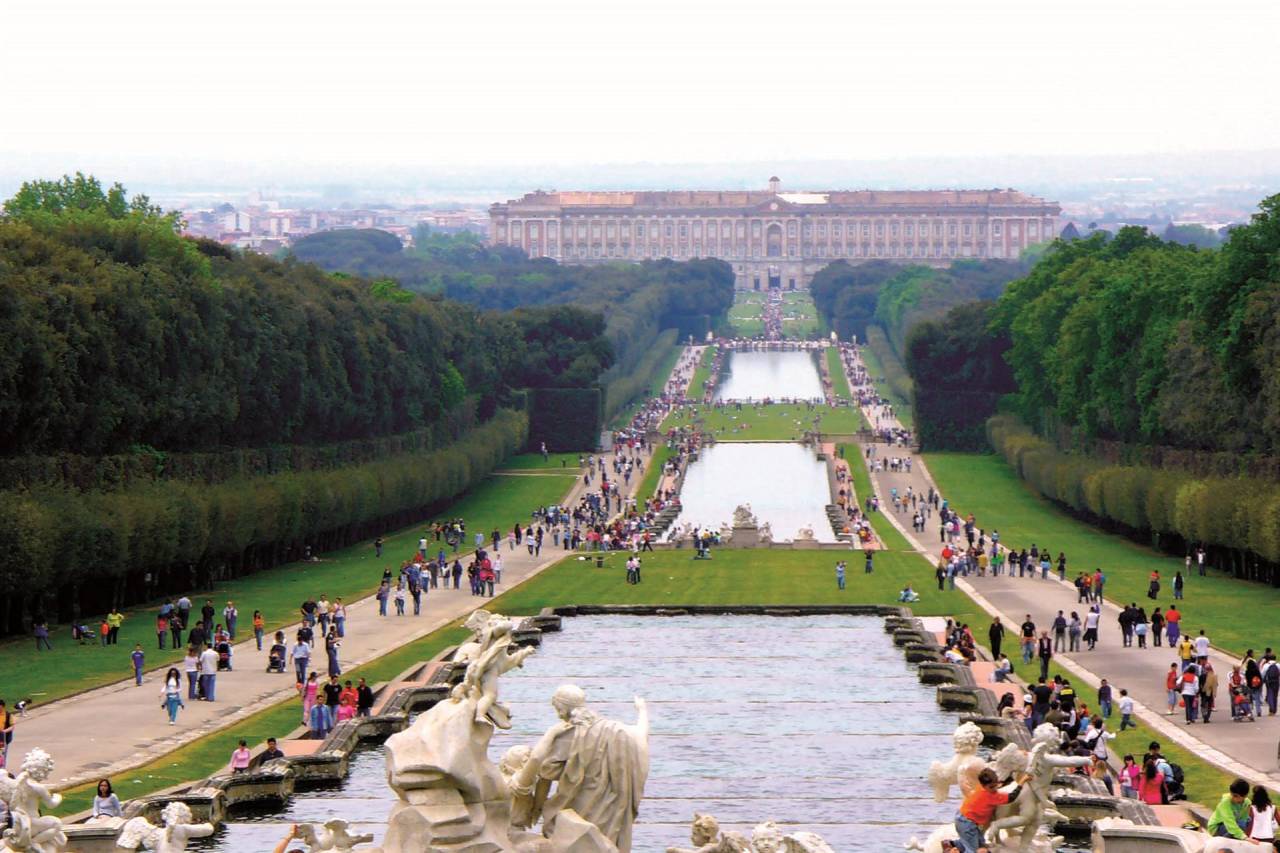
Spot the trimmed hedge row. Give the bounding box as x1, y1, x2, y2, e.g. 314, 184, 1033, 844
602, 328, 679, 425
865, 326, 914, 405
988, 415, 1280, 580
0, 410, 528, 632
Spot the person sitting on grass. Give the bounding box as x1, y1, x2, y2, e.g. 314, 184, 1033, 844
898, 585, 920, 603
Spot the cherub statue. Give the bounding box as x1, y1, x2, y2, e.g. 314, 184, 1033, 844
460, 615, 535, 729
926, 722, 987, 802
117, 801, 214, 852
757, 522, 772, 543
453, 610, 497, 666
666, 813, 750, 853
747, 821, 835, 853
0, 748, 66, 853
795, 525, 816, 541
984, 724, 1089, 852
294, 819, 374, 851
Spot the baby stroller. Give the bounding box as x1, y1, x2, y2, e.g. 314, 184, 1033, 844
1231, 685, 1255, 721
266, 642, 287, 673
215, 640, 233, 671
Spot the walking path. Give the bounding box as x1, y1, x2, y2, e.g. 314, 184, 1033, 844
14, 357, 687, 791
842, 346, 1280, 790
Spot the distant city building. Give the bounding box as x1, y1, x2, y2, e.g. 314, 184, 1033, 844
489, 178, 1061, 289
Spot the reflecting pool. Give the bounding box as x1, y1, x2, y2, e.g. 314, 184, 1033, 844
195, 615, 955, 852
667, 442, 834, 542
716, 350, 822, 401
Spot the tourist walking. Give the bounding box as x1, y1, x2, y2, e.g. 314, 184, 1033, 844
33, 619, 51, 651
131, 644, 145, 686
183, 646, 200, 699
198, 643, 219, 701
291, 638, 311, 685
160, 668, 184, 725
988, 617, 1004, 660
325, 631, 341, 678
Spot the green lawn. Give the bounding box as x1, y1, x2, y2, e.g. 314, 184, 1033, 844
634, 445, 672, 501
727, 292, 766, 338
925, 453, 1276, 657
497, 452, 582, 471
826, 347, 851, 400
860, 339, 914, 429
0, 472, 577, 706
840, 443, 915, 551
689, 345, 718, 397
661, 402, 864, 440
780, 291, 822, 338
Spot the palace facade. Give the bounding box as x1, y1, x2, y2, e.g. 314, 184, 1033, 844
489, 178, 1061, 289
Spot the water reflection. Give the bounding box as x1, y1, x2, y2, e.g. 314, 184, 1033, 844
668, 443, 834, 542
194, 615, 955, 852
716, 350, 822, 401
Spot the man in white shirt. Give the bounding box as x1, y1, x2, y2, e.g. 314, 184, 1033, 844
198, 645, 219, 701
1194, 630, 1211, 660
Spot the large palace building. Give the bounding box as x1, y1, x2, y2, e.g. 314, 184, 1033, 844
489, 177, 1060, 289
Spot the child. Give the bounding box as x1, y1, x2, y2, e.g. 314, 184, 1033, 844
1118, 689, 1136, 731
1119, 754, 1140, 798
131, 644, 146, 686
1207, 778, 1252, 840
944, 767, 1026, 853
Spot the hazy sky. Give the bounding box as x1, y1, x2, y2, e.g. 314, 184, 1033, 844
4, 0, 1279, 170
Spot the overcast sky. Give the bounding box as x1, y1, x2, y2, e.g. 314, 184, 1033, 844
3, 0, 1278, 171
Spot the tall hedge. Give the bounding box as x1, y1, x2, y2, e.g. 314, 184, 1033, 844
526, 388, 602, 452
987, 414, 1280, 583
0, 410, 527, 633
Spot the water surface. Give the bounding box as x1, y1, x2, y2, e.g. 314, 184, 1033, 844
668, 442, 834, 542
716, 350, 822, 401
194, 615, 956, 852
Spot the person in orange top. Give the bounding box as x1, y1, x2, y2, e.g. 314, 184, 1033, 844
944, 768, 1027, 853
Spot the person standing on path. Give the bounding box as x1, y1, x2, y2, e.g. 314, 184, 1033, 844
184, 646, 200, 700
356, 678, 374, 718
1052, 611, 1067, 652
223, 601, 238, 640
1166, 604, 1182, 646
1201, 661, 1219, 723
201, 599, 216, 634
1166, 664, 1181, 715
1180, 665, 1201, 724
131, 644, 145, 686
160, 667, 184, 725
988, 617, 1004, 660
198, 644, 219, 701
252, 610, 265, 650
1019, 615, 1036, 664
291, 638, 311, 685
1098, 679, 1113, 719
1037, 630, 1053, 681
325, 630, 341, 678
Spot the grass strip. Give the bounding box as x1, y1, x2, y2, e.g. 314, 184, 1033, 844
826, 347, 852, 400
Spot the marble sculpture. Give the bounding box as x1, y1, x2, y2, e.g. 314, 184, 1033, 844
731, 504, 757, 527
295, 819, 375, 851
375, 611, 649, 852
666, 815, 834, 853
0, 749, 67, 853
908, 723, 1090, 853
116, 802, 214, 852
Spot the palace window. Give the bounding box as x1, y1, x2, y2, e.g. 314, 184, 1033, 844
722, 222, 731, 237
947, 223, 956, 236
787, 222, 797, 236
803, 222, 812, 236
905, 224, 913, 237
833, 223, 842, 236
862, 223, 870, 236
752, 221, 761, 236
679, 223, 688, 238
875, 223, 884, 236
934, 223, 943, 236
591, 223, 601, 237
636, 223, 645, 238
664, 223, 673, 237
993, 222, 1003, 236
890, 223, 899, 237
1029, 222, 1039, 237
606, 223, 615, 236
963, 223, 972, 237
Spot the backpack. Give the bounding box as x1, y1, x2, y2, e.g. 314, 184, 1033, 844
1266, 663, 1280, 688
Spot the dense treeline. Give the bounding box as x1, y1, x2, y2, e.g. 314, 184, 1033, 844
988, 415, 1280, 586
0, 411, 528, 632
864, 326, 914, 412
291, 229, 734, 379
0, 206, 609, 457
810, 257, 1031, 351
986, 197, 1280, 454
904, 303, 1015, 450
0, 176, 622, 635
